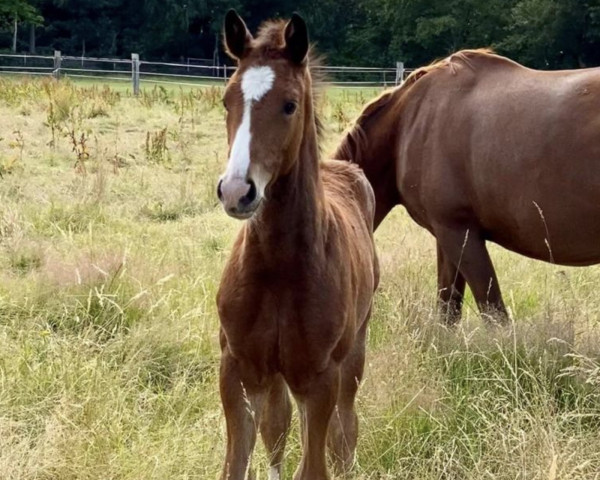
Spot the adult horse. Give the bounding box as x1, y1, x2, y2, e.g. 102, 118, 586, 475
216, 10, 378, 480
335, 49, 600, 324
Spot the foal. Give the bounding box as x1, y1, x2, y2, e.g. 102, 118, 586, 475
216, 10, 378, 480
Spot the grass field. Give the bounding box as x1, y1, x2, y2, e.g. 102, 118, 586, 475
0, 76, 599, 479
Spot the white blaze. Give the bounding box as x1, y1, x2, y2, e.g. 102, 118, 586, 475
224, 66, 275, 180
242, 66, 276, 102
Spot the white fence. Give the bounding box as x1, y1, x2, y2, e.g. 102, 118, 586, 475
0, 51, 413, 94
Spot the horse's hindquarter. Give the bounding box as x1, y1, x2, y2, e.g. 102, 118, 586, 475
402, 59, 600, 265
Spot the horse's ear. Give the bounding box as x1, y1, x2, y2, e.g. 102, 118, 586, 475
284, 13, 309, 65
224, 9, 252, 60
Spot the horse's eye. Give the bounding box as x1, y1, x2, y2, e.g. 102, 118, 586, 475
283, 102, 297, 115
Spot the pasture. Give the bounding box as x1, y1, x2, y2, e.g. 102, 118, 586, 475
0, 77, 599, 479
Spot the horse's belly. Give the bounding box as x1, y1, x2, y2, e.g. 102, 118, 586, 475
483, 200, 600, 266
413, 155, 600, 266
467, 133, 600, 266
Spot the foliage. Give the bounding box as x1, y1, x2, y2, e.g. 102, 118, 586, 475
144, 128, 169, 164
0, 0, 42, 28
501, 0, 600, 67
2, 0, 600, 69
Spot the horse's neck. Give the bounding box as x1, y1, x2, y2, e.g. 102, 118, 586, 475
335, 93, 402, 226
336, 96, 399, 180
249, 118, 325, 259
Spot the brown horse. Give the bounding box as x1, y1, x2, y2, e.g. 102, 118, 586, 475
334, 49, 600, 324
216, 10, 378, 480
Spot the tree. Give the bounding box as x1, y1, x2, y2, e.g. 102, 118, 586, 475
0, 0, 43, 52
3, 0, 599, 69
344, 0, 517, 68
501, 0, 600, 68
138, 0, 238, 60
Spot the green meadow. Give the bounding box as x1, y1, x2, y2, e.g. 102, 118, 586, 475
0, 76, 599, 479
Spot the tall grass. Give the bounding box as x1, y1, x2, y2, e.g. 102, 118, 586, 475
0, 77, 598, 479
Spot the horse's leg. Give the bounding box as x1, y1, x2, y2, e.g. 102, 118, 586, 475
259, 374, 292, 480
220, 349, 268, 480
434, 224, 508, 324
327, 319, 368, 475
293, 364, 340, 480
437, 241, 467, 325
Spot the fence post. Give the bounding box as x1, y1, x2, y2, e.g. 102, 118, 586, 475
395, 61, 404, 85
131, 53, 140, 96
53, 50, 61, 79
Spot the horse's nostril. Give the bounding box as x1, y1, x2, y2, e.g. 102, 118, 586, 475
217, 179, 224, 201
239, 180, 257, 207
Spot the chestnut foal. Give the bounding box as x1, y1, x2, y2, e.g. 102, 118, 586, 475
216, 10, 379, 480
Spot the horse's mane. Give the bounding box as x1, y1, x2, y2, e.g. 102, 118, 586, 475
251, 19, 325, 143
406, 48, 496, 83
333, 48, 496, 165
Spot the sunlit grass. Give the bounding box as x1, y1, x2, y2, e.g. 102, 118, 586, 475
0, 77, 598, 478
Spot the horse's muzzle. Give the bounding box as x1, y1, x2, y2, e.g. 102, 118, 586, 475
217, 176, 260, 219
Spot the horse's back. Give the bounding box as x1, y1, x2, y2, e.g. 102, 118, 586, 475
322, 160, 376, 232
399, 51, 600, 265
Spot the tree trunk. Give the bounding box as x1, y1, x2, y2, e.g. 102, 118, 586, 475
29, 24, 36, 54
12, 17, 18, 53
213, 32, 219, 66
110, 32, 118, 56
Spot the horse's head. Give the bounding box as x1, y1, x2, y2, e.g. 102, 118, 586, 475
217, 10, 311, 219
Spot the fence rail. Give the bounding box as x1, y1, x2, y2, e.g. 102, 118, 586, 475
0, 51, 414, 94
